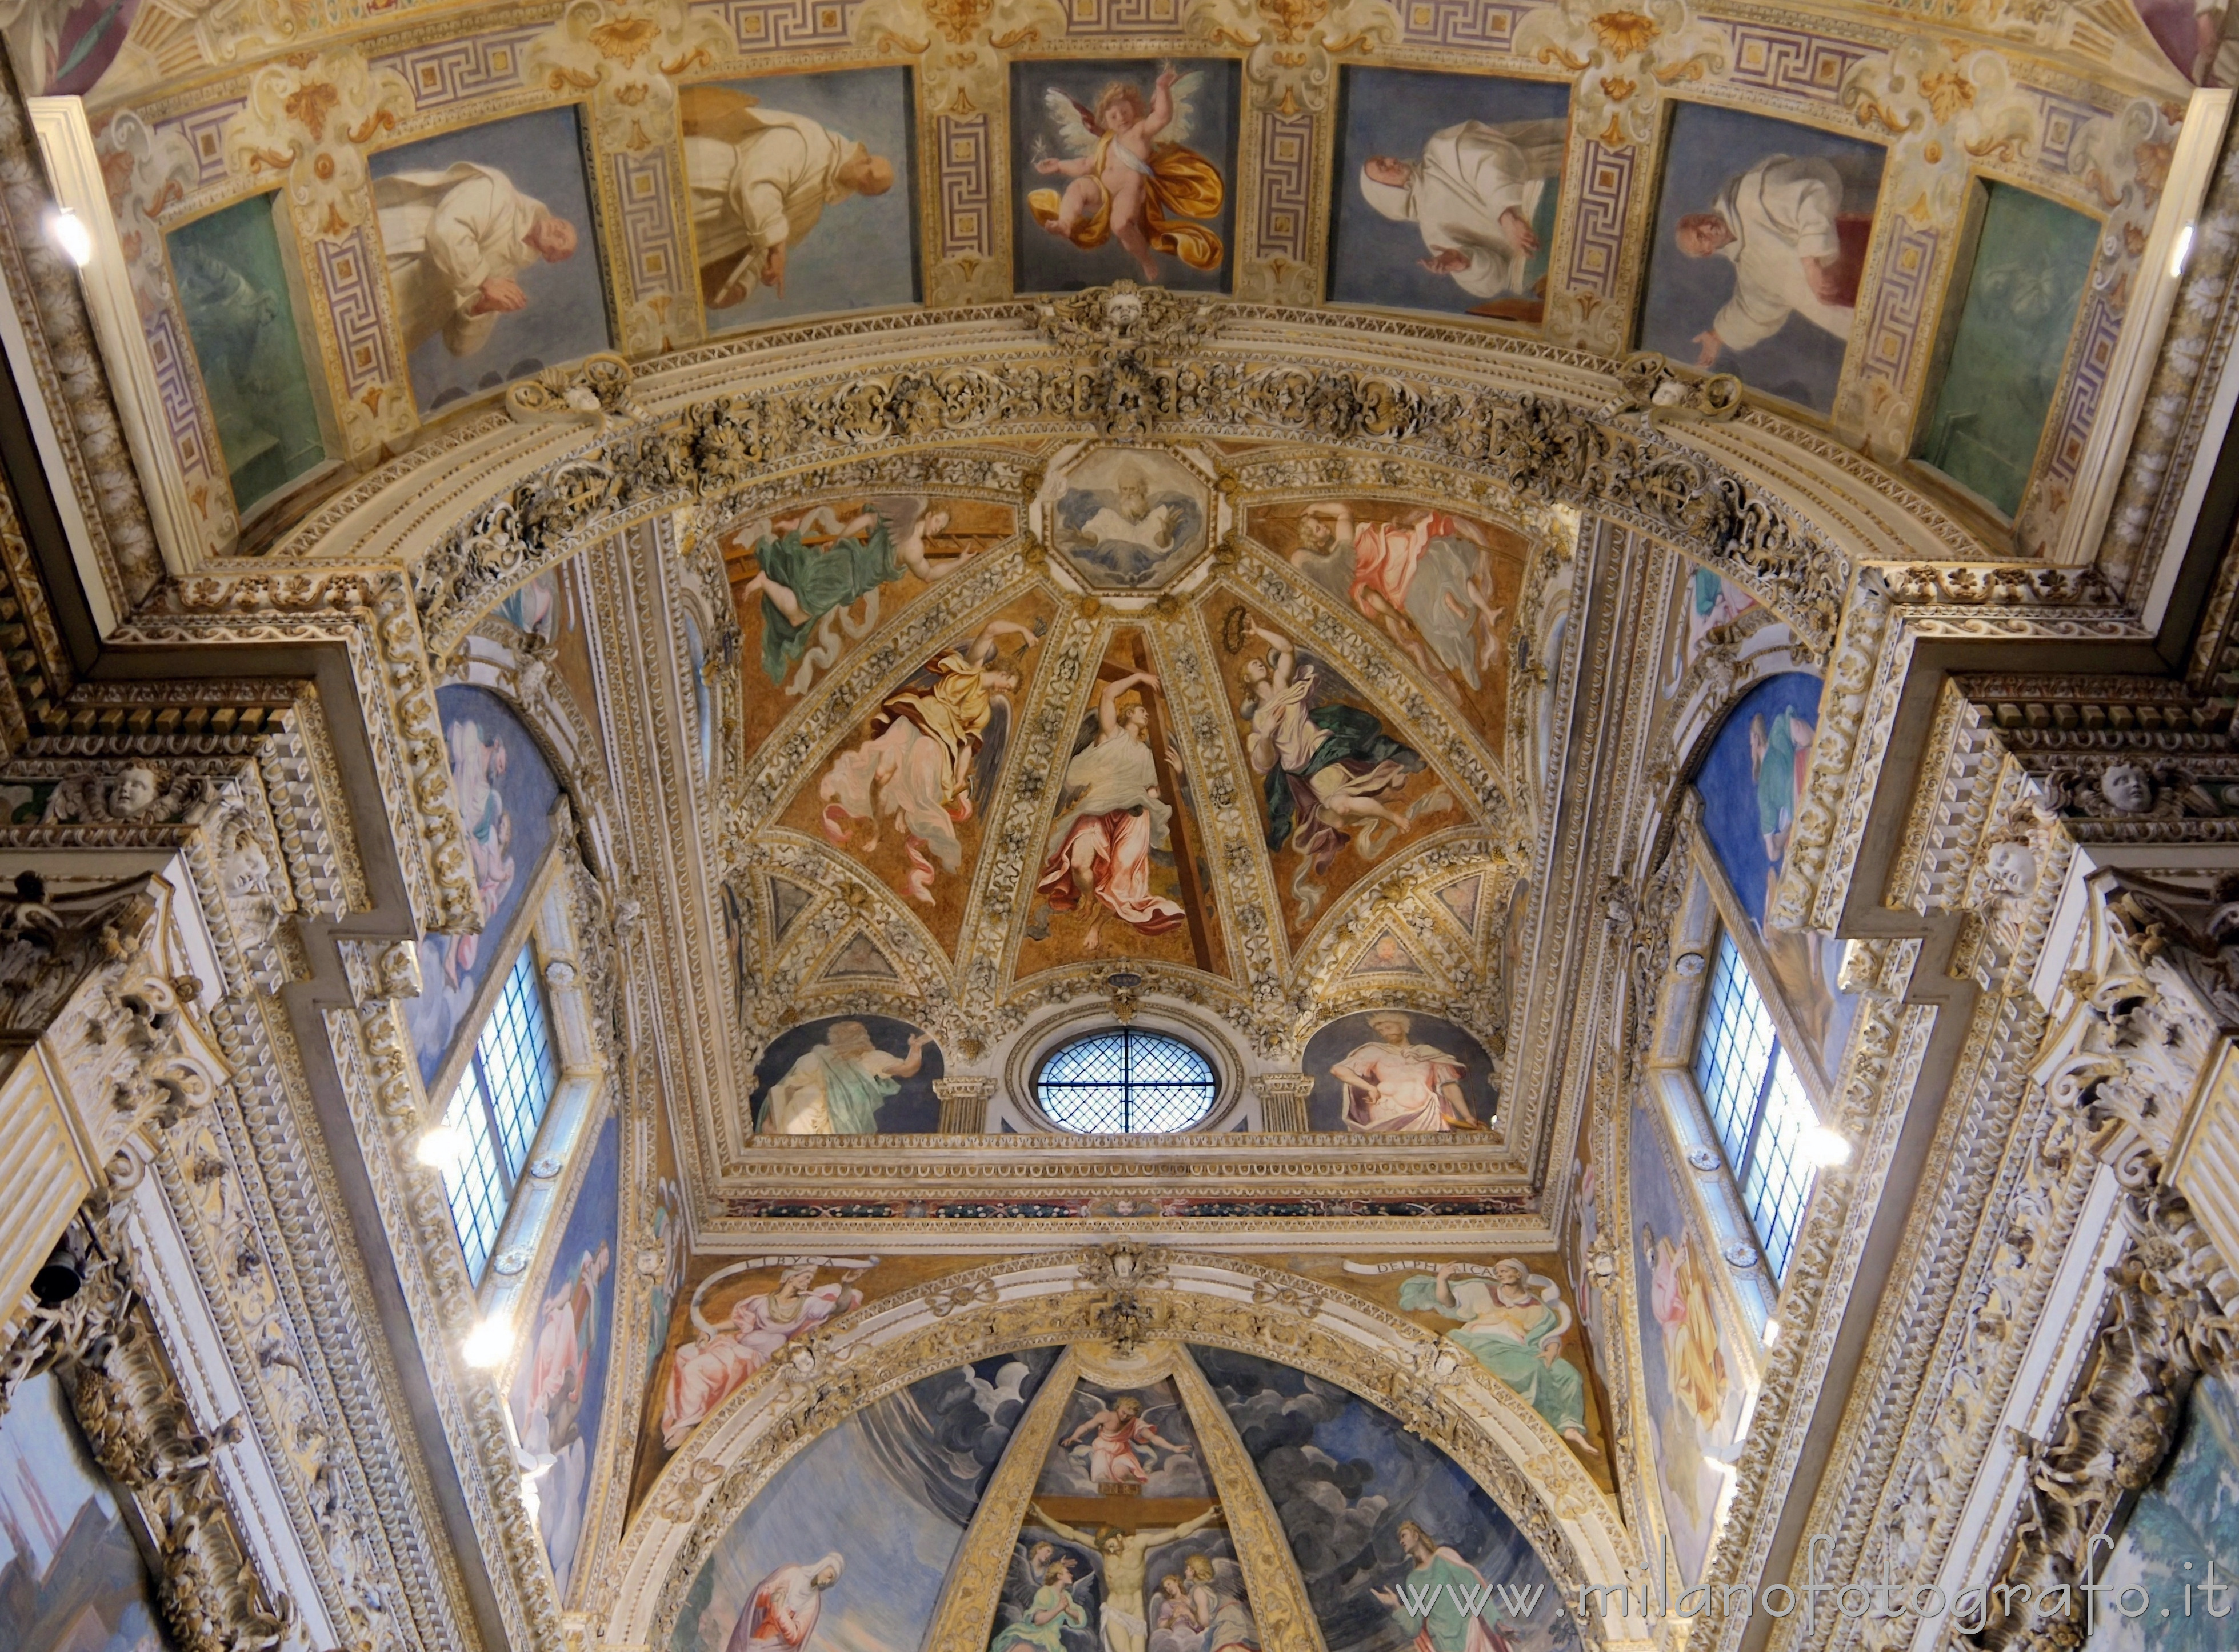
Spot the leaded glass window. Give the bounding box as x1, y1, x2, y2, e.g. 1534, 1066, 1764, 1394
1035, 1029, 1217, 1133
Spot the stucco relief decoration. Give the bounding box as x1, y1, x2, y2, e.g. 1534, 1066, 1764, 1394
527, 0, 731, 155
225, 49, 415, 449
1187, 0, 1401, 116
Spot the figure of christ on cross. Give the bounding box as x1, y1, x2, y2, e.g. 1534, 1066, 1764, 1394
1029, 1501, 1225, 1652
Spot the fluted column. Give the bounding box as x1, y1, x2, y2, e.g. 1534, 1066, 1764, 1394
1250, 1072, 1316, 1133
934, 1075, 997, 1134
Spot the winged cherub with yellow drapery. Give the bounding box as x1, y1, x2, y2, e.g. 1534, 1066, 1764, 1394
1029, 67, 1225, 282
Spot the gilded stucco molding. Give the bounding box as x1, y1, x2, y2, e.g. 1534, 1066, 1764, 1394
402, 316, 1857, 669
121, 570, 485, 935
0, 52, 159, 609
1768, 564, 2143, 938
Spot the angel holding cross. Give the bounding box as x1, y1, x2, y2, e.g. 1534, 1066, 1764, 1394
1028, 67, 1225, 283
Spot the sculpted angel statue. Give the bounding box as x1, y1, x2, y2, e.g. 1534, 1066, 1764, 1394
1029, 67, 1226, 282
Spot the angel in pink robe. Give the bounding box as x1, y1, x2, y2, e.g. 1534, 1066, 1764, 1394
1063, 1394, 1192, 1486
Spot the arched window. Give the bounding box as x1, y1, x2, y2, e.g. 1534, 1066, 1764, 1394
434, 945, 561, 1279
1035, 1029, 1217, 1133
1692, 934, 1819, 1281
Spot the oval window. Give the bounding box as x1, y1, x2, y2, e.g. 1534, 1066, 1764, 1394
1034, 1029, 1217, 1133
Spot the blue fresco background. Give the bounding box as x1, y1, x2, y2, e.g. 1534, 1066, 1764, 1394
2086, 1371, 2239, 1652
695, 68, 921, 331
0, 1372, 171, 1652
511, 1113, 619, 1602
1329, 67, 1571, 317
672, 1351, 1061, 1652
1193, 1346, 1578, 1652
409, 683, 562, 1085
371, 107, 613, 413
750, 1014, 945, 1134
1637, 102, 1884, 415
1010, 58, 1240, 294
1694, 671, 1825, 933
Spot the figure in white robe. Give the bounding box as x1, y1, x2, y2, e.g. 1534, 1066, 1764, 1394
681, 89, 895, 309
1035, 670, 1186, 950
726, 1556, 843, 1652
1357, 120, 1566, 302
1673, 155, 1866, 367
374, 165, 578, 357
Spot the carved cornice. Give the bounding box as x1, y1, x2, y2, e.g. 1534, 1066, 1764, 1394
0, 1202, 296, 1652
381, 296, 1883, 665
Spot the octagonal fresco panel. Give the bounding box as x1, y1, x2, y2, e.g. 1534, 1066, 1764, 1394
1035, 446, 1217, 592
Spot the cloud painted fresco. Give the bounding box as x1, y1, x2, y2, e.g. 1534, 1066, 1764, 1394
671, 1353, 1062, 1652
1193, 1346, 1578, 1652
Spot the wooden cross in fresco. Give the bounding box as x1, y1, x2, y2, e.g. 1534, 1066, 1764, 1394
1098, 630, 1213, 973
1030, 1495, 1223, 1535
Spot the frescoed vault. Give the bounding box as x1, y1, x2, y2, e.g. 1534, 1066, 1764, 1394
34, 0, 2218, 565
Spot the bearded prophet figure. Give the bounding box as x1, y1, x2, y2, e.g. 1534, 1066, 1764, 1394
1673, 156, 1869, 367
726, 1556, 843, 1652
1063, 1394, 1192, 1486
1356, 120, 1566, 303
1029, 69, 1226, 281
755, 1020, 933, 1134
1292, 504, 1505, 689
373, 165, 579, 356
661, 1266, 864, 1447
1397, 1262, 1590, 1445
1329, 1012, 1481, 1132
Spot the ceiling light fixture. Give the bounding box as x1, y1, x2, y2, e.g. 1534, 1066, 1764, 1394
1803, 1125, 1853, 1167
415, 1125, 465, 1173
2172, 223, 2197, 282
47, 207, 91, 269
462, 1314, 513, 1369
